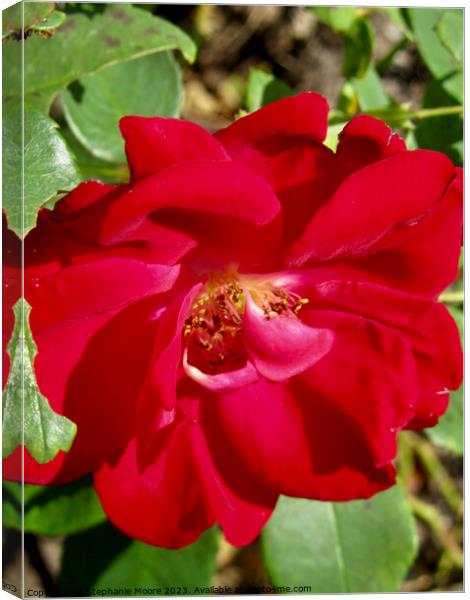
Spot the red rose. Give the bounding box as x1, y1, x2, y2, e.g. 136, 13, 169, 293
3, 93, 463, 548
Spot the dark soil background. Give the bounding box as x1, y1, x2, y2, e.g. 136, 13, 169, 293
164, 4, 428, 130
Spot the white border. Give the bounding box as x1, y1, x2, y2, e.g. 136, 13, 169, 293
0, 2, 466, 600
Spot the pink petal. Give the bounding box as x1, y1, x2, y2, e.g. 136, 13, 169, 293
183, 348, 259, 392
243, 291, 333, 381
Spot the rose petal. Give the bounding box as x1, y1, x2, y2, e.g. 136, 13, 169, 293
215, 94, 334, 245
208, 377, 396, 500
353, 167, 463, 296
52, 181, 117, 220
335, 115, 406, 176
5, 294, 162, 485
307, 279, 463, 395
5, 260, 180, 485
27, 259, 180, 333
120, 116, 230, 181
216, 92, 329, 155
183, 348, 259, 392
94, 418, 274, 548
99, 159, 282, 267
243, 291, 333, 381
286, 149, 456, 266
142, 283, 203, 412
301, 310, 418, 466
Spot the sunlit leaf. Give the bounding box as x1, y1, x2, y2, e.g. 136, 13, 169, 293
311, 6, 359, 33
2, 300, 77, 464
406, 8, 459, 78
62, 52, 182, 163
262, 484, 418, 592
245, 68, 293, 112
3, 4, 196, 112
2, 107, 81, 237
436, 10, 463, 64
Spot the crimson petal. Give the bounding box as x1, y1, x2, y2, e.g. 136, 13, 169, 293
99, 160, 282, 267
120, 116, 230, 181
286, 149, 455, 266
209, 377, 396, 500
94, 419, 274, 548
301, 310, 418, 467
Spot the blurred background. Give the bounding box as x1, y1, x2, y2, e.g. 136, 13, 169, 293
172, 4, 435, 126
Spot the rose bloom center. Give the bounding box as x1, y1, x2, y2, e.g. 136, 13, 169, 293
182, 270, 308, 377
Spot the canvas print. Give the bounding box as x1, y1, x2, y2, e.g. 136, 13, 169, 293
2, 1, 464, 596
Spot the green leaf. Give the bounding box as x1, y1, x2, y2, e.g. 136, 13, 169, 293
441, 70, 463, 104
450, 139, 463, 162
414, 79, 462, 165
406, 8, 459, 78
31, 10, 66, 33
62, 52, 182, 164
2, 2, 54, 37
2, 107, 81, 237
378, 7, 412, 38
436, 10, 463, 64
59, 522, 218, 596
311, 7, 359, 33
426, 306, 463, 456
3, 4, 196, 112
245, 68, 293, 112
404, 129, 419, 150
336, 81, 359, 117
343, 18, 374, 79
2, 300, 77, 464
262, 484, 418, 593
351, 67, 390, 110
427, 386, 463, 456
324, 123, 345, 152
3, 477, 106, 535
61, 127, 129, 184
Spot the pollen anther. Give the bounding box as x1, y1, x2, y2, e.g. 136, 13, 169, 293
182, 274, 309, 374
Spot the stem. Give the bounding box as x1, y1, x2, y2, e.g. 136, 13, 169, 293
439, 290, 464, 303
409, 496, 463, 569
78, 163, 129, 183
394, 106, 462, 120
407, 432, 463, 518
397, 432, 417, 494
328, 105, 462, 126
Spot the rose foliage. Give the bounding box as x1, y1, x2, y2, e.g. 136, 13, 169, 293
2, 93, 463, 548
